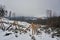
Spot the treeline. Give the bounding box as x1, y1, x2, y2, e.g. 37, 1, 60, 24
47, 16, 60, 28
26, 18, 47, 25
7, 17, 47, 25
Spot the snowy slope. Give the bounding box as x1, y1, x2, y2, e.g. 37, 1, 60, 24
0, 29, 59, 40
0, 18, 60, 40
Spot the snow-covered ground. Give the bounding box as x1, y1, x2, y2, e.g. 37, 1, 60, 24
0, 18, 60, 40
0, 29, 59, 40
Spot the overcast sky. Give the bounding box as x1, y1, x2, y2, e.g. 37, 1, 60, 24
0, 0, 60, 17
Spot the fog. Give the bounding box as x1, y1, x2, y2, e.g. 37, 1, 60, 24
0, 0, 60, 17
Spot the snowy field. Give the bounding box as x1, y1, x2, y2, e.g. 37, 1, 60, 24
0, 18, 60, 40
0, 29, 59, 40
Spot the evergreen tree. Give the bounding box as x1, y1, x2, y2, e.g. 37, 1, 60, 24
0, 5, 7, 17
